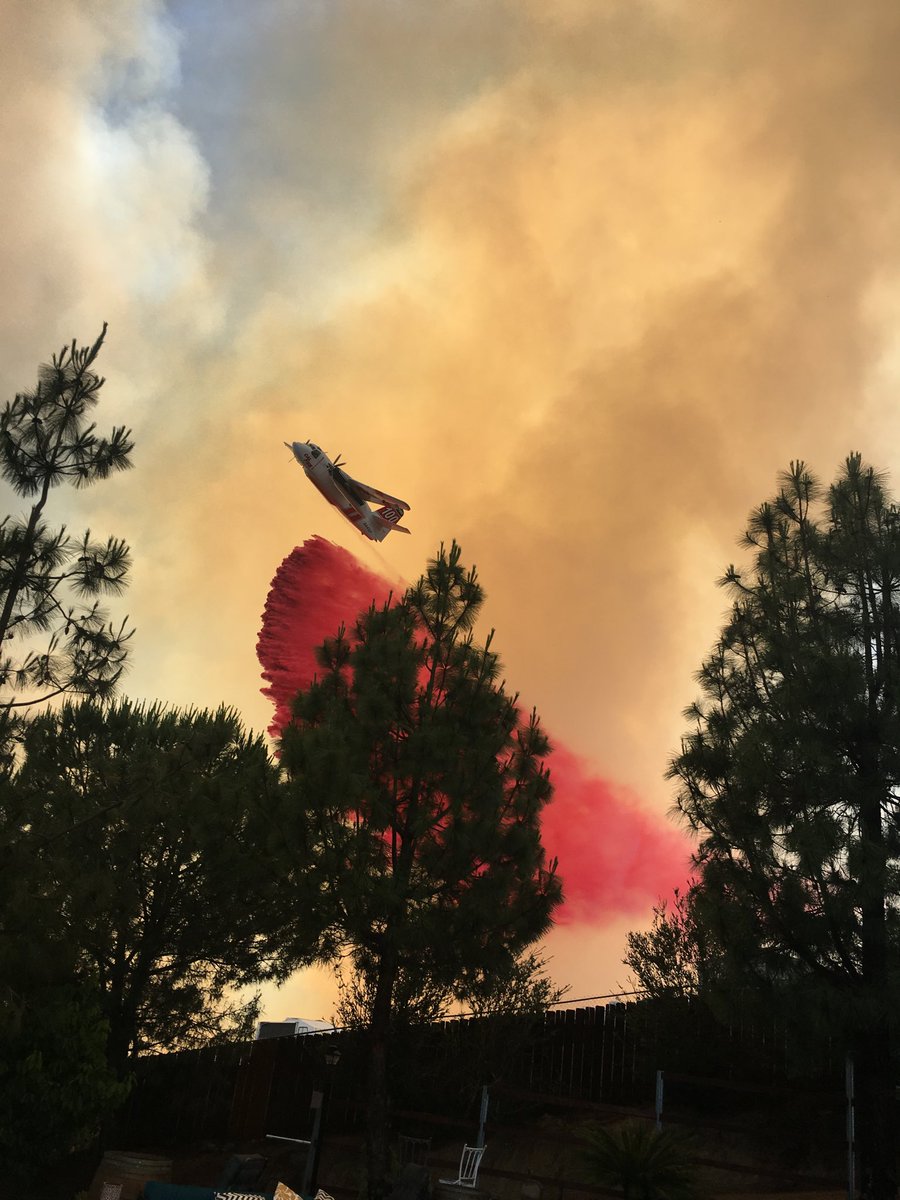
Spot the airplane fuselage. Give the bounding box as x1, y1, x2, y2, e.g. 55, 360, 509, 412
288, 440, 406, 542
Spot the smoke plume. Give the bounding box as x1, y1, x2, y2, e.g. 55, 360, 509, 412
11, 0, 900, 995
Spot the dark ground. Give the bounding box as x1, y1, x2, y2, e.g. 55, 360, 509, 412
6, 1104, 850, 1200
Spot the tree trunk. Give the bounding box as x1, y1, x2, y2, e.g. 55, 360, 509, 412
856, 762, 896, 1200
105, 1002, 136, 1081
365, 947, 397, 1200
855, 1025, 896, 1200
0, 477, 51, 648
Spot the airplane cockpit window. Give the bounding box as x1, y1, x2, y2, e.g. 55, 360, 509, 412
310, 446, 321, 458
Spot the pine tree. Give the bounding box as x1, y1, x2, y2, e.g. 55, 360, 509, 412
7, 699, 282, 1076
0, 325, 133, 709
0, 328, 135, 1172
670, 456, 900, 1200
277, 542, 562, 1200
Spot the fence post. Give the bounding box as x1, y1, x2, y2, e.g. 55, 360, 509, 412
846, 1055, 855, 1200
655, 1070, 664, 1131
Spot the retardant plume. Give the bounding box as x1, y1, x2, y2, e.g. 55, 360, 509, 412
257, 537, 690, 922
541, 746, 689, 925
257, 537, 394, 740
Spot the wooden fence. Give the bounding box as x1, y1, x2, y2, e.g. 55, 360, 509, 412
117, 996, 846, 1149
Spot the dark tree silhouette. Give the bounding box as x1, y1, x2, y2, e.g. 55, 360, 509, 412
277, 542, 562, 1200
670, 456, 900, 1200
7, 699, 282, 1077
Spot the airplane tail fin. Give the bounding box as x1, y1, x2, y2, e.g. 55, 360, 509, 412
374, 505, 411, 535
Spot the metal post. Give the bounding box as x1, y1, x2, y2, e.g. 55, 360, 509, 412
846, 1055, 855, 1200
302, 1090, 324, 1197
305, 1046, 341, 1196
477, 1086, 489, 1148
655, 1070, 664, 1131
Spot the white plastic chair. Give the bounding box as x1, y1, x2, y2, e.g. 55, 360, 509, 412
439, 1144, 485, 1189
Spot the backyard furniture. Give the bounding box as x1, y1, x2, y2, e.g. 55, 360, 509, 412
89, 1150, 172, 1200
145, 1185, 270, 1200
274, 1184, 303, 1200
219, 1155, 267, 1189
439, 1145, 485, 1190
397, 1135, 432, 1167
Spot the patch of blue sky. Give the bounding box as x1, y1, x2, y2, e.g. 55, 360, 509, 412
162, 0, 508, 221
163, 1, 359, 209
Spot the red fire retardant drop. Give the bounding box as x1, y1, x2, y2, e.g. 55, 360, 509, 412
257, 537, 690, 922
540, 745, 689, 925
257, 537, 394, 740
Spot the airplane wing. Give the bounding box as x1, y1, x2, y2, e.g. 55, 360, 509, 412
327, 467, 368, 513
339, 469, 410, 512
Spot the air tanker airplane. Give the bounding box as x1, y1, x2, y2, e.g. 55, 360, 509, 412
286, 440, 411, 542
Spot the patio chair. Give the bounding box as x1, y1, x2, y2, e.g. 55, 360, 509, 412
398, 1135, 432, 1167
438, 1145, 485, 1190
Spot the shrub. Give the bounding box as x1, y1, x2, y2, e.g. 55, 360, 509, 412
581, 1120, 701, 1200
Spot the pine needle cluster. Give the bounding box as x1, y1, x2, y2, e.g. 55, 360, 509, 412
0, 325, 134, 707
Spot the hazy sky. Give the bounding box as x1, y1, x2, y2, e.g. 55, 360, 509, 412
4, 0, 900, 1019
